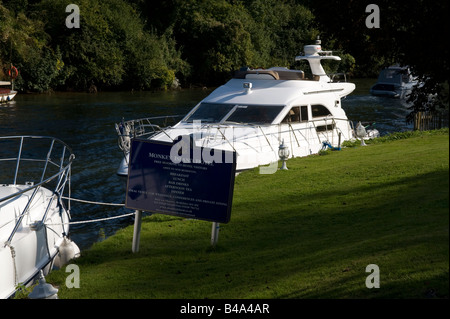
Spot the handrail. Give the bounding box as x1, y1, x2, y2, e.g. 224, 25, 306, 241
116, 115, 183, 153
0, 136, 75, 245
258, 126, 275, 153
0, 136, 74, 192
114, 116, 353, 164
288, 123, 301, 147
40, 139, 55, 183
213, 126, 237, 153
329, 73, 347, 83
12, 136, 23, 185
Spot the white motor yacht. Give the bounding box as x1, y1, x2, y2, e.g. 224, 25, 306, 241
116, 40, 372, 176
0, 136, 79, 299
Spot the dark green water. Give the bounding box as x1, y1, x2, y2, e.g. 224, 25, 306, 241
0, 81, 412, 249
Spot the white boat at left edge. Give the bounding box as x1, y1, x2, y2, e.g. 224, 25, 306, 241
0, 136, 80, 299
0, 81, 17, 104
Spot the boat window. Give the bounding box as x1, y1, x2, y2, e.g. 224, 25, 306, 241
225, 104, 285, 124
311, 104, 331, 118
316, 123, 336, 132
383, 69, 398, 79
282, 106, 309, 123
185, 103, 235, 123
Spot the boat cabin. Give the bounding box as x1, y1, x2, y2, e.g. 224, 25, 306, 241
115, 39, 361, 174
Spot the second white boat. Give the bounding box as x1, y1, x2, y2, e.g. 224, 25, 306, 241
116, 40, 374, 175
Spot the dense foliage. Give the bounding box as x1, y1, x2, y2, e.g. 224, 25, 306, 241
1, 0, 448, 121
307, 0, 449, 121
1, 0, 324, 91
1, 0, 189, 91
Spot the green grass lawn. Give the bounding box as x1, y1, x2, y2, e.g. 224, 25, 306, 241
46, 129, 449, 299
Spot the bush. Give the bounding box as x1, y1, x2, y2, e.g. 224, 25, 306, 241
0, 4, 64, 92
1, 0, 189, 91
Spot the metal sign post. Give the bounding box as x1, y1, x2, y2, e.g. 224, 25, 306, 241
211, 222, 220, 247
132, 210, 142, 253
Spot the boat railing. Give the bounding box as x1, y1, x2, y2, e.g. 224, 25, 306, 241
115, 115, 183, 154
311, 117, 352, 145
200, 122, 276, 153
328, 73, 348, 83
0, 136, 75, 245
196, 117, 353, 156
114, 115, 354, 164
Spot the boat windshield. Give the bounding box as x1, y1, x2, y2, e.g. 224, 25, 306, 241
185, 103, 284, 125
379, 69, 404, 84
226, 104, 284, 124
185, 103, 234, 123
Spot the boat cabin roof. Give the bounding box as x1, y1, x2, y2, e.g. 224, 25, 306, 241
377, 65, 415, 84
233, 68, 305, 81
181, 73, 355, 126
202, 74, 354, 107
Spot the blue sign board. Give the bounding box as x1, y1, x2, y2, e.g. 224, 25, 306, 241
125, 138, 236, 223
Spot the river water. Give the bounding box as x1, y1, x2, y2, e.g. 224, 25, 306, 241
0, 79, 413, 250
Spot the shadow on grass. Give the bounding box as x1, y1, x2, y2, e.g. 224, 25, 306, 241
59, 167, 448, 298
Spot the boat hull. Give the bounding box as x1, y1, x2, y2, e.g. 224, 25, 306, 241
370, 84, 413, 99
117, 120, 353, 176
0, 90, 17, 103
1, 136, 75, 299
0, 185, 70, 299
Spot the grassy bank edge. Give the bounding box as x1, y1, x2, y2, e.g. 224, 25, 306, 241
40, 128, 449, 299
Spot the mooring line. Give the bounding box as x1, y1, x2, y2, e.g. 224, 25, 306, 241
63, 212, 137, 225
44, 196, 136, 225
61, 196, 125, 207
45, 212, 137, 226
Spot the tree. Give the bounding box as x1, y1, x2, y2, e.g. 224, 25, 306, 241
171, 0, 321, 86
172, 0, 254, 85
307, 0, 449, 122
245, 0, 319, 68
2, 0, 189, 91
0, 3, 65, 92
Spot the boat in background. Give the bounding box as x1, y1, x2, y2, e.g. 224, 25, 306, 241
1, 65, 19, 104
0, 81, 17, 103
370, 65, 419, 98
116, 39, 377, 176
0, 136, 80, 299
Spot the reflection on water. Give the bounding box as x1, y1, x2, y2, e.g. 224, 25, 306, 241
345, 78, 414, 134
344, 94, 413, 134
0, 90, 210, 250
0, 81, 413, 249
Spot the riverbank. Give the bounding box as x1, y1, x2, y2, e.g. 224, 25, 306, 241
44, 129, 449, 299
